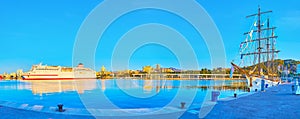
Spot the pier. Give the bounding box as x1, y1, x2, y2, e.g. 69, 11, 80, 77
204, 84, 300, 118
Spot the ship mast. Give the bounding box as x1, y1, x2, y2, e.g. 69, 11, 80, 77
242, 6, 280, 77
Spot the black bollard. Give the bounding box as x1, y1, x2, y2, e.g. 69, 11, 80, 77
180, 102, 186, 109
57, 104, 64, 112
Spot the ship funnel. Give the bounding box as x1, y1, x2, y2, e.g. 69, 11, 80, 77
77, 63, 84, 68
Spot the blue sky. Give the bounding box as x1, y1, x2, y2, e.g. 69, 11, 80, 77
0, 0, 299, 73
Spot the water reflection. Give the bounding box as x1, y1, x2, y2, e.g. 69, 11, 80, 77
24, 80, 98, 95
0, 79, 247, 95
0, 79, 248, 109
103, 79, 247, 95
113, 79, 248, 92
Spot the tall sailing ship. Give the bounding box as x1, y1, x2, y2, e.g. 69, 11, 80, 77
231, 6, 281, 91
22, 63, 96, 80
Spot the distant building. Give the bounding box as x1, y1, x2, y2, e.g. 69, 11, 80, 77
213, 67, 226, 73
156, 64, 161, 71
284, 59, 297, 74
101, 65, 106, 72
143, 66, 153, 74
17, 69, 23, 78
161, 68, 174, 73
142, 65, 180, 73
169, 67, 181, 72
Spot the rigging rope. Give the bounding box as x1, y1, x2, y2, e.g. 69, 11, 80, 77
235, 16, 258, 67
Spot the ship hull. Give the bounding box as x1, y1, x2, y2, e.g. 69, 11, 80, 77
22, 71, 96, 80
22, 75, 96, 80
22, 78, 95, 80
22, 63, 97, 80
247, 76, 280, 91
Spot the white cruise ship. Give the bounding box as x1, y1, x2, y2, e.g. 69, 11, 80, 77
22, 63, 96, 80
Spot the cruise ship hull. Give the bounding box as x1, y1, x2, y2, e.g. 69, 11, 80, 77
22, 77, 96, 80
247, 76, 280, 91
22, 74, 96, 80
22, 63, 96, 80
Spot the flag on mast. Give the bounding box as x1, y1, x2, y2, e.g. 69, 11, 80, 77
249, 30, 253, 39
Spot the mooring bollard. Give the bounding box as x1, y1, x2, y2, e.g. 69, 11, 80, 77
180, 102, 186, 109
57, 104, 64, 112
292, 85, 295, 94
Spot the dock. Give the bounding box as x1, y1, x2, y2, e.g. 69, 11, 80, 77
203, 84, 300, 118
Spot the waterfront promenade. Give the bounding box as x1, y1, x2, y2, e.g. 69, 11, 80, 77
205, 83, 300, 119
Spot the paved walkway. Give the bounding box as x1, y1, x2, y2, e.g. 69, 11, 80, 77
205, 84, 300, 119
0, 104, 186, 119
0, 106, 94, 119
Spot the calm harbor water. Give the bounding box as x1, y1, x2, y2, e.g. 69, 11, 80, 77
0, 79, 248, 110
